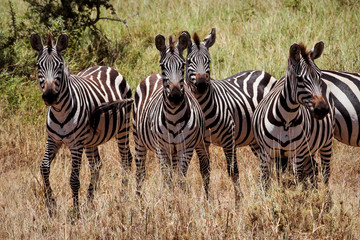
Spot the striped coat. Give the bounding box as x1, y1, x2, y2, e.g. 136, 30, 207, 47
133, 33, 210, 197
30, 33, 133, 214
252, 42, 335, 189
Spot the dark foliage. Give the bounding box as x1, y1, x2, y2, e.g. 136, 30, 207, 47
24, 0, 117, 36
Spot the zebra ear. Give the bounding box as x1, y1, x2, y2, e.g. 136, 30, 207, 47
204, 28, 216, 49
56, 34, 69, 52
289, 43, 301, 62
178, 31, 190, 54
30, 33, 43, 52
155, 34, 166, 52
310, 41, 324, 60
181, 30, 192, 51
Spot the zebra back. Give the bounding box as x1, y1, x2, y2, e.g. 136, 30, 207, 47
321, 70, 360, 146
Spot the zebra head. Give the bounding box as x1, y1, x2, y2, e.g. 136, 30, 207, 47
185, 28, 216, 95
155, 32, 190, 106
30, 33, 69, 106
287, 41, 329, 120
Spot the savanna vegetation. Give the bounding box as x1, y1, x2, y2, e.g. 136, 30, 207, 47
0, 0, 360, 238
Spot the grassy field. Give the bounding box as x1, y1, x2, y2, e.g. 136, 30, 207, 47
1, 0, 360, 238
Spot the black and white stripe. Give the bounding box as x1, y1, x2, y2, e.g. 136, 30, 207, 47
184, 28, 276, 201
133, 33, 210, 197
252, 41, 334, 190
30, 33, 133, 214
321, 70, 360, 146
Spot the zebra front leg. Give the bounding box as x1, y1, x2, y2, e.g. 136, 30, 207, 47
135, 142, 147, 196
300, 155, 319, 189
319, 141, 332, 186
177, 148, 195, 194
319, 141, 333, 211
259, 150, 271, 194
69, 146, 84, 214
85, 147, 102, 203
223, 146, 243, 203
116, 127, 133, 187
195, 143, 211, 200
157, 148, 174, 190
40, 137, 62, 216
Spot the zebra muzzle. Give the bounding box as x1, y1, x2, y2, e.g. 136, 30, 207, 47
42, 88, 59, 106
168, 86, 184, 106
312, 95, 330, 120
195, 73, 209, 94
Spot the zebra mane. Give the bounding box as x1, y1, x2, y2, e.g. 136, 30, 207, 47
193, 32, 201, 49
298, 42, 311, 64
169, 35, 175, 53
47, 34, 53, 53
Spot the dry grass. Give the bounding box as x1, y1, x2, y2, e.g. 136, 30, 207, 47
0, 114, 360, 239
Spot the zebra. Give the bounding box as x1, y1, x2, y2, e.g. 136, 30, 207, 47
184, 28, 277, 202
133, 32, 210, 197
252, 41, 335, 190
321, 71, 360, 146
30, 33, 133, 215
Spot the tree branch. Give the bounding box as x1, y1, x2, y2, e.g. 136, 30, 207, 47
98, 17, 131, 38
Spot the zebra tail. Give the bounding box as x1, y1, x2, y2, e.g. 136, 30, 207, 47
90, 98, 134, 131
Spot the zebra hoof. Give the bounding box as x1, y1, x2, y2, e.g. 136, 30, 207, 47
67, 208, 80, 224
46, 197, 57, 217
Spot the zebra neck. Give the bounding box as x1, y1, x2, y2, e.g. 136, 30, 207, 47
50, 72, 74, 114
196, 84, 213, 106
162, 96, 189, 126
279, 77, 301, 125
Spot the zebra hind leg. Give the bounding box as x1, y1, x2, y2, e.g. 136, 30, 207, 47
116, 129, 133, 188
40, 138, 61, 216
223, 147, 243, 204
85, 147, 102, 204
135, 142, 147, 196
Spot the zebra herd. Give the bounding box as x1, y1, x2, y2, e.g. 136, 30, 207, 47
30, 29, 360, 215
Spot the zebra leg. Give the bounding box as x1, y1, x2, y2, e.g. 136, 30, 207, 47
177, 148, 195, 194
301, 155, 319, 188
69, 146, 84, 214
223, 146, 243, 203
249, 141, 260, 158
40, 137, 62, 216
135, 142, 147, 196
116, 123, 133, 187
157, 148, 174, 190
195, 143, 211, 200
259, 150, 271, 193
85, 147, 102, 203
319, 141, 332, 186
275, 157, 288, 186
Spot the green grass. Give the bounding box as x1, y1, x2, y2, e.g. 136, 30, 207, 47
1, 0, 360, 238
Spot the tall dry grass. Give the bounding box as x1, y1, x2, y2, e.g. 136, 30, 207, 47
0, 114, 360, 238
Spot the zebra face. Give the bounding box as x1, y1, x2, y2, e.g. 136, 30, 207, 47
30, 33, 69, 106
288, 41, 329, 120
185, 28, 216, 95
155, 32, 189, 106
